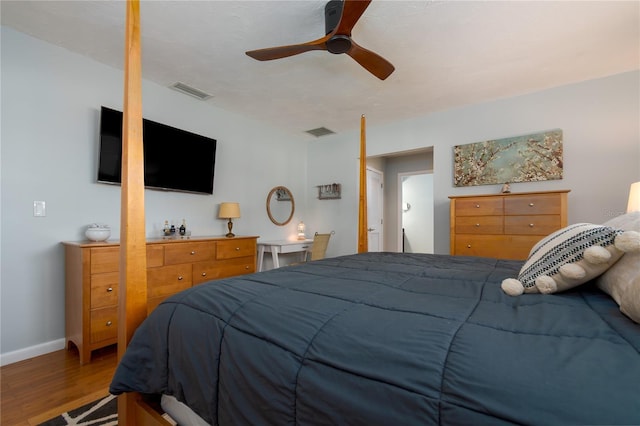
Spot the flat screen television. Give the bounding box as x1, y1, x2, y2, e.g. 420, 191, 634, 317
97, 106, 217, 195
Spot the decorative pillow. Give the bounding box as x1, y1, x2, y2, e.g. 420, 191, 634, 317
621, 275, 640, 324
501, 223, 640, 296
595, 211, 640, 323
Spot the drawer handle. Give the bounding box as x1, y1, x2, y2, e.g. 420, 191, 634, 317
529, 203, 534, 207
302, 245, 309, 249
475, 223, 480, 227
106, 321, 113, 326
529, 223, 535, 227
467, 244, 472, 248
475, 204, 480, 208
235, 247, 240, 251
191, 251, 196, 255
178, 275, 184, 281
107, 287, 113, 292
245, 266, 249, 269
201, 272, 207, 277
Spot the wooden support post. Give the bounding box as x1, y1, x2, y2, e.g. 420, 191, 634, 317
358, 114, 368, 253
117, 0, 147, 424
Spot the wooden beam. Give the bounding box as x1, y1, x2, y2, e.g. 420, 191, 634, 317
117, 1, 147, 424
358, 114, 368, 253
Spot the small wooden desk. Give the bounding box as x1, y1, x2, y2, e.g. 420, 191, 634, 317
257, 239, 313, 272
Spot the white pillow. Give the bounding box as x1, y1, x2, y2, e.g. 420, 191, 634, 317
596, 211, 640, 323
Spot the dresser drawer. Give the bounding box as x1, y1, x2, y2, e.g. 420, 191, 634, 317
90, 272, 118, 309
90, 247, 119, 274
147, 244, 164, 268
147, 264, 192, 299
455, 197, 503, 216
501, 235, 546, 259
193, 256, 256, 284
453, 235, 507, 258
277, 242, 313, 254
454, 235, 539, 260
455, 216, 503, 234
164, 242, 215, 265
505, 194, 561, 215
90, 306, 117, 344
147, 297, 165, 314
505, 215, 562, 235
217, 239, 257, 260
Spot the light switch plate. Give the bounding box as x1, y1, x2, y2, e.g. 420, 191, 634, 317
33, 201, 46, 217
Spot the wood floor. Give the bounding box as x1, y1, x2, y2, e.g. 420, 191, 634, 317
1, 344, 117, 425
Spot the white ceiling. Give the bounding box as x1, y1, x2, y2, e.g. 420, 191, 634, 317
2, 1, 639, 137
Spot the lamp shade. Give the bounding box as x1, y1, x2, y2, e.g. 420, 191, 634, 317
218, 202, 241, 219
628, 182, 640, 213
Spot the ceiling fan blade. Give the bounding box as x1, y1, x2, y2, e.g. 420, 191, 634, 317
246, 35, 330, 61
246, 0, 394, 80
334, 0, 372, 36
347, 40, 395, 80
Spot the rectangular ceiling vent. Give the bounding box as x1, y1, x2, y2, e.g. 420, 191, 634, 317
305, 127, 335, 137
170, 82, 212, 100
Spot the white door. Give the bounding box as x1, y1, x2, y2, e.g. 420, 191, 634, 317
367, 167, 384, 252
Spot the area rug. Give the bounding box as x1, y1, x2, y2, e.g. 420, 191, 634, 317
36, 394, 116, 426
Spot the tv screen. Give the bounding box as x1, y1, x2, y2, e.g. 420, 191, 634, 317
98, 106, 217, 195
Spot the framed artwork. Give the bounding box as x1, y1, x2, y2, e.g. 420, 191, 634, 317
453, 129, 563, 187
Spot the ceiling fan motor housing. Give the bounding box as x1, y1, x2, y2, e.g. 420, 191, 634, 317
327, 35, 352, 54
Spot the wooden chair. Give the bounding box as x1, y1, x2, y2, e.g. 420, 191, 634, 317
307, 232, 332, 261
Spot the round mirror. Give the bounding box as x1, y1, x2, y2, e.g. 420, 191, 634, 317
266, 186, 295, 226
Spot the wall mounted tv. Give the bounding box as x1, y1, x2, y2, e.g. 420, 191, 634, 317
97, 106, 217, 195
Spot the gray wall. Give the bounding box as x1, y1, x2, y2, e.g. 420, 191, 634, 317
308, 70, 640, 256
2, 24, 639, 364
0, 27, 310, 364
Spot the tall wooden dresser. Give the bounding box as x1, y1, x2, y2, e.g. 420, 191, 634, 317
449, 190, 569, 260
64, 235, 258, 364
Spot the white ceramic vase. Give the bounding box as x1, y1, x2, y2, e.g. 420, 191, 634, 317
85, 224, 111, 241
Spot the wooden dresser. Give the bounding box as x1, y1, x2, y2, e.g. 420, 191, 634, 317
63, 235, 258, 364
449, 190, 569, 260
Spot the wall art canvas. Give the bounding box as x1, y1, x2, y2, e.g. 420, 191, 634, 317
453, 129, 563, 187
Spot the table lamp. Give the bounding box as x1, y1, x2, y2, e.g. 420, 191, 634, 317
628, 181, 640, 213
297, 221, 306, 240
218, 202, 240, 238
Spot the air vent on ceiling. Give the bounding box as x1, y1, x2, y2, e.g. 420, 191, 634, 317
170, 82, 212, 100
305, 127, 335, 137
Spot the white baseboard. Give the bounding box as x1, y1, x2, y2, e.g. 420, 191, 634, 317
0, 338, 66, 366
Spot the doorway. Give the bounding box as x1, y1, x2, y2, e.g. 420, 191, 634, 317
366, 147, 433, 253
366, 167, 384, 252
399, 171, 434, 253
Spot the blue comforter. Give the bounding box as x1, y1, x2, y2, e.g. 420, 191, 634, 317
110, 252, 640, 425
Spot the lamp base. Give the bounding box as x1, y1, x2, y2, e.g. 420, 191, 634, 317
226, 219, 235, 238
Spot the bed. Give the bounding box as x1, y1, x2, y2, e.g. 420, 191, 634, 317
112, 2, 639, 425
110, 252, 640, 425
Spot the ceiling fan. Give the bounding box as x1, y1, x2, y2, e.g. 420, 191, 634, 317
245, 0, 395, 80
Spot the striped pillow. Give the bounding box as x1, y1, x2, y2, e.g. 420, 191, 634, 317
518, 223, 624, 289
